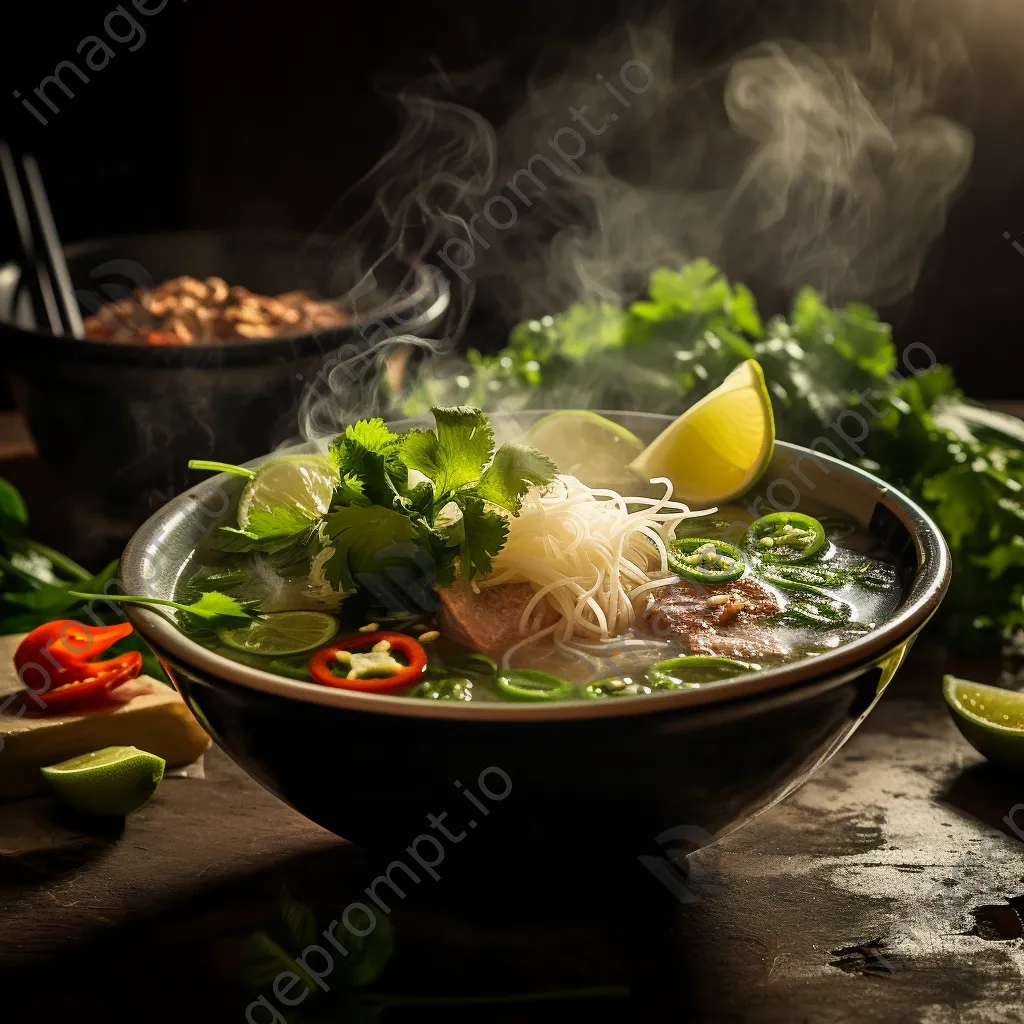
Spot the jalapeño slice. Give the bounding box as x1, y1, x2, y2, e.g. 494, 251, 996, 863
745, 512, 826, 564
645, 656, 758, 689
668, 538, 746, 584
411, 677, 475, 701
496, 669, 575, 703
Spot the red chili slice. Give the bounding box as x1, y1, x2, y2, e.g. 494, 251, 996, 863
15, 620, 134, 678
38, 652, 144, 711
14, 620, 143, 713
308, 632, 427, 693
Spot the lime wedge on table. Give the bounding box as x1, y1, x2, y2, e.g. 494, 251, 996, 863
628, 359, 775, 505
41, 746, 166, 817
525, 411, 645, 488
237, 455, 339, 536
218, 611, 339, 656
943, 676, 1024, 773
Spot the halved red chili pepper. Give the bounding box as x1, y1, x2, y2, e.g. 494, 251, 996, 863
16, 620, 134, 676
38, 652, 144, 711
308, 632, 427, 693
14, 619, 143, 712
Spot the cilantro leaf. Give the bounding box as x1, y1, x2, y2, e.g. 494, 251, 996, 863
0, 476, 27, 528
335, 472, 369, 507
242, 504, 315, 540
4, 560, 117, 614
68, 589, 256, 625
975, 536, 1024, 580
321, 505, 422, 593
454, 493, 508, 578
279, 887, 318, 950
330, 419, 408, 508
211, 526, 315, 555
921, 468, 990, 549
344, 418, 401, 455
241, 931, 318, 995
477, 443, 556, 513
393, 479, 434, 517
401, 407, 494, 499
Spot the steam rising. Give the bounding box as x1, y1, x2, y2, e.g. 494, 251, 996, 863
302, 3, 973, 438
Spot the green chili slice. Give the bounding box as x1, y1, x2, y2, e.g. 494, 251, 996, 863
582, 676, 651, 699
667, 538, 746, 583
448, 652, 499, 677
411, 677, 474, 701
778, 595, 852, 627
761, 559, 894, 592
645, 656, 758, 689
269, 660, 312, 681
496, 669, 575, 702
745, 512, 826, 564
758, 567, 853, 627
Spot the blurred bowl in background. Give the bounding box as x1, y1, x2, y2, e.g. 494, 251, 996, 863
0, 231, 448, 563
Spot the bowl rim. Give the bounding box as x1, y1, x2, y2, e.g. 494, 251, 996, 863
120, 414, 951, 722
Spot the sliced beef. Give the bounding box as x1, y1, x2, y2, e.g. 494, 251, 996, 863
438, 581, 554, 658
646, 577, 783, 661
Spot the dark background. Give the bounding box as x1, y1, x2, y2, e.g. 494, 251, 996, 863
2, 0, 1024, 396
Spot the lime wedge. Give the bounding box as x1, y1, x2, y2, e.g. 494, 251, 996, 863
525, 411, 645, 489
41, 745, 166, 817
218, 610, 339, 656
628, 359, 775, 505
237, 455, 339, 536
943, 675, 1024, 772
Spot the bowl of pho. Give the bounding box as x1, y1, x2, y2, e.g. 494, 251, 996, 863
118, 361, 950, 870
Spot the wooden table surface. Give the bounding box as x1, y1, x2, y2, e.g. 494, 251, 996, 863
1, 421, 1023, 1023
1, 657, 1022, 1022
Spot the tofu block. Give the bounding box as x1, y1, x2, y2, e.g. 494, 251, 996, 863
0, 635, 211, 801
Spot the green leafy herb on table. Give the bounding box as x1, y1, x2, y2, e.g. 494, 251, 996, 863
240, 887, 628, 1022
405, 260, 1024, 652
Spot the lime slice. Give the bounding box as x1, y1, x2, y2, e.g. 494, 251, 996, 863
943, 675, 1024, 772
525, 411, 645, 489
218, 610, 339, 656
628, 359, 775, 505
237, 455, 339, 536
41, 745, 166, 817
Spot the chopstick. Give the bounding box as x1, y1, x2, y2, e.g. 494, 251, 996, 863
0, 141, 60, 333
0, 142, 83, 337
20, 153, 84, 337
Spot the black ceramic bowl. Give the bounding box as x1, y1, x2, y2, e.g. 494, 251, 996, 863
0, 231, 448, 561
120, 412, 950, 880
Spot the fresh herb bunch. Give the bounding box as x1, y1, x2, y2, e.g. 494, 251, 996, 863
405, 260, 1024, 652
321, 408, 552, 591
199, 408, 556, 614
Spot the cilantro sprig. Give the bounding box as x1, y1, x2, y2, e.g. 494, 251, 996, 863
69, 590, 257, 626
321, 408, 555, 590
180, 408, 553, 620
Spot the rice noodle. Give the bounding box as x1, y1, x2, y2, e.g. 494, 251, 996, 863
481, 474, 713, 665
